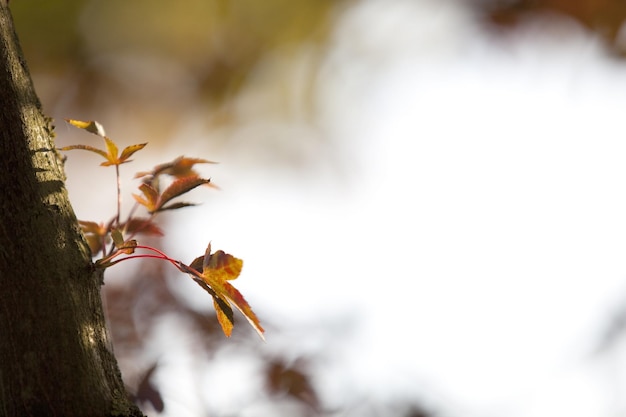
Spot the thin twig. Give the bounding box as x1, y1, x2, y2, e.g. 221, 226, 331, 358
115, 164, 121, 227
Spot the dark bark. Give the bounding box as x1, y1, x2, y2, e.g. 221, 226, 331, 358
0, 2, 142, 416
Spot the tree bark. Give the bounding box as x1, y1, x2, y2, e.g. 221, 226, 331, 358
0, 2, 143, 416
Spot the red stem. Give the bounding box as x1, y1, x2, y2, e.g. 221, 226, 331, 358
104, 245, 183, 272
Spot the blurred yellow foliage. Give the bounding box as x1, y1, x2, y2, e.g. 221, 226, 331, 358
11, 0, 340, 108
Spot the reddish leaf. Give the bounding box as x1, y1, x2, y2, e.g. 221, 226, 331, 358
156, 176, 210, 212
157, 202, 197, 212
188, 255, 203, 273
121, 217, 164, 236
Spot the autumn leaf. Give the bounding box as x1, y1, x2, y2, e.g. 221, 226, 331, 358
66, 119, 106, 137
120, 217, 164, 237
111, 229, 137, 254
135, 156, 217, 181
103, 137, 118, 164
99, 140, 147, 166
156, 202, 197, 212
61, 119, 147, 166
59, 144, 108, 160
79, 220, 108, 255
158, 176, 210, 211
184, 244, 264, 339
132, 183, 160, 213
133, 176, 210, 214
119, 143, 147, 164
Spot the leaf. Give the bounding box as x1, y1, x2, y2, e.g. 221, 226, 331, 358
132, 183, 159, 213
157, 202, 197, 212
66, 119, 106, 137
111, 229, 136, 254
58, 144, 109, 160
104, 137, 118, 162
161, 156, 217, 178
133, 363, 164, 412
135, 156, 217, 181
79, 220, 106, 235
197, 244, 264, 339
79, 220, 108, 255
188, 255, 203, 273
120, 217, 164, 236
100, 139, 147, 166
156, 176, 210, 212
63, 119, 146, 166
111, 229, 125, 247
133, 177, 209, 214
119, 143, 147, 164
213, 298, 234, 336
189, 276, 235, 335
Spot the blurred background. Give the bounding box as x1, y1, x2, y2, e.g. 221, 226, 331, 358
12, 0, 626, 416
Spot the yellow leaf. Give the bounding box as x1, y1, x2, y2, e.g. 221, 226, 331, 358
214, 299, 234, 337
119, 143, 147, 163
100, 137, 119, 166
200, 244, 265, 339
65, 119, 106, 137
133, 183, 159, 213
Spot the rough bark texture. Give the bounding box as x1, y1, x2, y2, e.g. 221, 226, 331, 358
0, 2, 143, 416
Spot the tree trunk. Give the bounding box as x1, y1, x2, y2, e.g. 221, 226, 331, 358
0, 2, 143, 416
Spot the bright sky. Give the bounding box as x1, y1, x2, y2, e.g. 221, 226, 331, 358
64, 1, 626, 416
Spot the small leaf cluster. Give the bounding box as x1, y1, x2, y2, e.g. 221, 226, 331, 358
61, 120, 146, 166
59, 119, 264, 339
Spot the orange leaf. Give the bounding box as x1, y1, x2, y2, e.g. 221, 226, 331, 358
79, 220, 108, 255
79, 220, 106, 235
156, 176, 210, 212
135, 156, 217, 181
161, 156, 217, 178
119, 143, 147, 164
133, 183, 159, 213
199, 244, 264, 339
